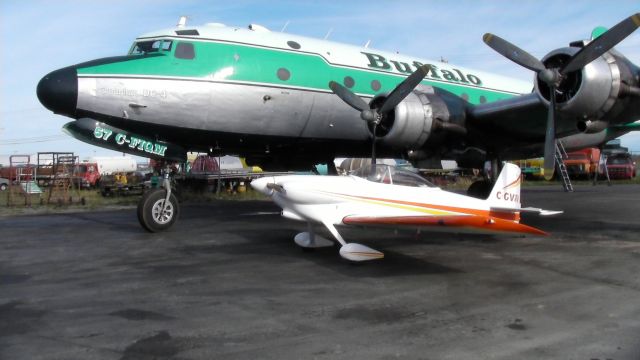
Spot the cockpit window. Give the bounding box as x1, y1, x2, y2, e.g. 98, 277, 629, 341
175, 42, 195, 59
129, 39, 173, 55
351, 164, 436, 188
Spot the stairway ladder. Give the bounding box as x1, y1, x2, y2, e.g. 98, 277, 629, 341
47, 155, 77, 204
555, 141, 573, 192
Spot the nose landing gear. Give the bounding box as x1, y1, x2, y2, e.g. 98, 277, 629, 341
137, 166, 180, 232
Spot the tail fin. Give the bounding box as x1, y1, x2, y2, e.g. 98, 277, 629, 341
487, 163, 522, 210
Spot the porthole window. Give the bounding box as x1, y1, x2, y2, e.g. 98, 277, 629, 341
287, 41, 301, 50
461, 93, 469, 101
344, 76, 355, 88
371, 80, 381, 91
175, 42, 195, 60
277, 68, 291, 81
479, 95, 487, 104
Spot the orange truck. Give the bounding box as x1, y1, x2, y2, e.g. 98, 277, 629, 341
564, 148, 600, 179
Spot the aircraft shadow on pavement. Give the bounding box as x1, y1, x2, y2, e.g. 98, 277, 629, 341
204, 226, 465, 277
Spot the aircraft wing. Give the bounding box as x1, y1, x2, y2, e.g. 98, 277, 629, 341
468, 93, 547, 137
342, 214, 547, 236
466, 93, 559, 142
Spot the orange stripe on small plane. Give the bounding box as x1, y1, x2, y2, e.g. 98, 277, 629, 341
339, 194, 519, 221
502, 175, 522, 191
343, 215, 546, 236
490, 210, 520, 222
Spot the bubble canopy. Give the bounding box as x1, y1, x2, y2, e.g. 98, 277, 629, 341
350, 164, 436, 188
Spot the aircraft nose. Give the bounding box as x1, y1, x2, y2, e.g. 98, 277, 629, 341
251, 176, 274, 196
36, 65, 78, 117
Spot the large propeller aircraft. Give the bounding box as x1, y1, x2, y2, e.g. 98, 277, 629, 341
36, 14, 640, 231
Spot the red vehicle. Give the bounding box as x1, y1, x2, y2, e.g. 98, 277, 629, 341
0, 163, 101, 188
564, 148, 600, 179
74, 163, 101, 188
606, 154, 636, 179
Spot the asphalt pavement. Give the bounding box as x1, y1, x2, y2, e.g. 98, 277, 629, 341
1, 184, 640, 360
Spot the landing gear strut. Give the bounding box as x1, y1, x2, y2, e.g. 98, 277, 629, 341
137, 166, 180, 232
294, 221, 384, 262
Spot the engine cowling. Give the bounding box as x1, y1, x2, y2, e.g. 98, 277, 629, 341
369, 86, 466, 150
534, 46, 622, 120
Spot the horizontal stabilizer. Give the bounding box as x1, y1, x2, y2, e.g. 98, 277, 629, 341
491, 207, 563, 216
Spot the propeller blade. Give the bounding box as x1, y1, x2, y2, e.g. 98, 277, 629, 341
371, 123, 378, 165
328, 81, 369, 112
370, 123, 378, 176
482, 33, 546, 73
379, 65, 430, 114
561, 13, 640, 74
543, 86, 557, 181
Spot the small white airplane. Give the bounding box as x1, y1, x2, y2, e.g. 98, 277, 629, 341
252, 163, 561, 262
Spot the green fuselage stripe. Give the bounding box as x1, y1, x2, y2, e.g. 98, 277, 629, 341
77, 38, 519, 104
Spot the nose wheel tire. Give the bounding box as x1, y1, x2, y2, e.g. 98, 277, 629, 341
137, 188, 180, 232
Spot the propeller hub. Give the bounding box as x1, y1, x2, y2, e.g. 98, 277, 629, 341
360, 109, 376, 122
539, 68, 559, 85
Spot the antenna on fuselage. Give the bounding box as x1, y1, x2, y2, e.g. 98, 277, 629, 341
364, 40, 371, 48
324, 28, 333, 40
177, 16, 188, 28
281, 20, 290, 33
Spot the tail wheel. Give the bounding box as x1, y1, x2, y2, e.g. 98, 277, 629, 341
137, 188, 180, 232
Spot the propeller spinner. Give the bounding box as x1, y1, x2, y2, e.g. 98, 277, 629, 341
483, 13, 640, 180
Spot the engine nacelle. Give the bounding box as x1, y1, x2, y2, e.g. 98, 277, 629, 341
534, 47, 621, 120
371, 86, 466, 150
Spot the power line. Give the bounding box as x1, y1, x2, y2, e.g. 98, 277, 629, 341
0, 135, 68, 145
0, 107, 45, 114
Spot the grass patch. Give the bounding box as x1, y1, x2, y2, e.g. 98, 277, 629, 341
0, 185, 268, 217
0, 187, 141, 217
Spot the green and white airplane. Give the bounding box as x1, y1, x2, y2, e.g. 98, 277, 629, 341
38, 15, 640, 183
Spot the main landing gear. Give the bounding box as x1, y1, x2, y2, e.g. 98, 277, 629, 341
138, 166, 180, 232
294, 221, 384, 262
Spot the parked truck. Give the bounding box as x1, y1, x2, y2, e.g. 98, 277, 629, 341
76, 156, 138, 188
85, 156, 137, 175
605, 153, 637, 179
564, 148, 600, 179
511, 158, 545, 179
600, 139, 636, 180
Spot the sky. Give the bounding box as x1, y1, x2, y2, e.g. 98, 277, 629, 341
1, 0, 640, 160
